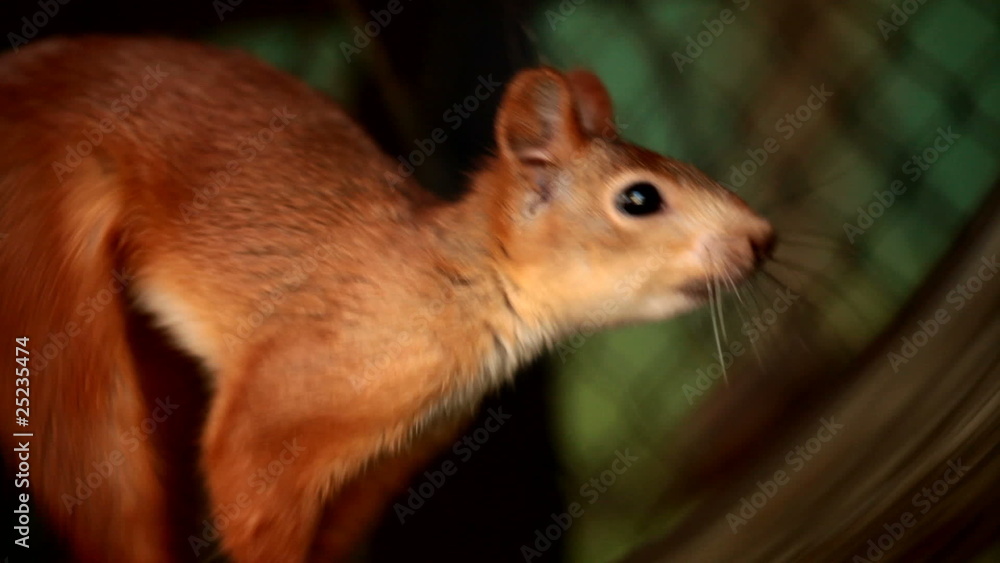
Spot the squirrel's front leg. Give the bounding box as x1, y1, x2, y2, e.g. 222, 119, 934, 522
200, 337, 422, 562
202, 420, 324, 562
309, 412, 474, 559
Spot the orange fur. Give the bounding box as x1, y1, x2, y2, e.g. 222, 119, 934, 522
0, 36, 772, 561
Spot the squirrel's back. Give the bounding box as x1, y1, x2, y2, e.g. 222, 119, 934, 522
1, 36, 456, 369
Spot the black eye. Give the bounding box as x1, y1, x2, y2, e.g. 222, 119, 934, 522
616, 182, 664, 216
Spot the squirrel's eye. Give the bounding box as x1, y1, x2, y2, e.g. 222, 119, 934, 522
616, 182, 664, 216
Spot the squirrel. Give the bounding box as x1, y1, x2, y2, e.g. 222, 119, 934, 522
0, 36, 774, 561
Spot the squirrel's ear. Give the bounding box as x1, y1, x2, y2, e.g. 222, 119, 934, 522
565, 69, 617, 140
496, 68, 585, 189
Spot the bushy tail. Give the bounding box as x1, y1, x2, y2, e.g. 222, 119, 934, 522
0, 148, 170, 561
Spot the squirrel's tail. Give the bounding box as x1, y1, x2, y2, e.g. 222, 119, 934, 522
0, 139, 171, 561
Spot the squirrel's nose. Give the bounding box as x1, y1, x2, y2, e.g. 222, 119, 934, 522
749, 222, 776, 266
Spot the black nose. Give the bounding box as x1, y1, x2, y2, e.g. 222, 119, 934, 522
750, 227, 776, 266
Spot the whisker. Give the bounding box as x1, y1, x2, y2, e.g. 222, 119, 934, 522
768, 256, 837, 281
724, 272, 743, 305
752, 268, 786, 297
757, 265, 823, 315
766, 258, 876, 326
742, 276, 766, 318
782, 229, 858, 255
707, 280, 728, 386
765, 257, 814, 292
778, 237, 850, 254
758, 267, 816, 353
744, 272, 794, 351
781, 231, 837, 240
781, 227, 843, 241
725, 271, 764, 369
757, 266, 795, 293
715, 278, 728, 343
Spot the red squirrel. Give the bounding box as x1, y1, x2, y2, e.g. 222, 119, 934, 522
0, 36, 774, 561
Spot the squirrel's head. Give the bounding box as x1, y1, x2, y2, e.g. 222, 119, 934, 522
480, 67, 774, 332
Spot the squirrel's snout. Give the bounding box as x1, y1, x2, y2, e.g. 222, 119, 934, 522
749, 221, 776, 266
694, 217, 775, 283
